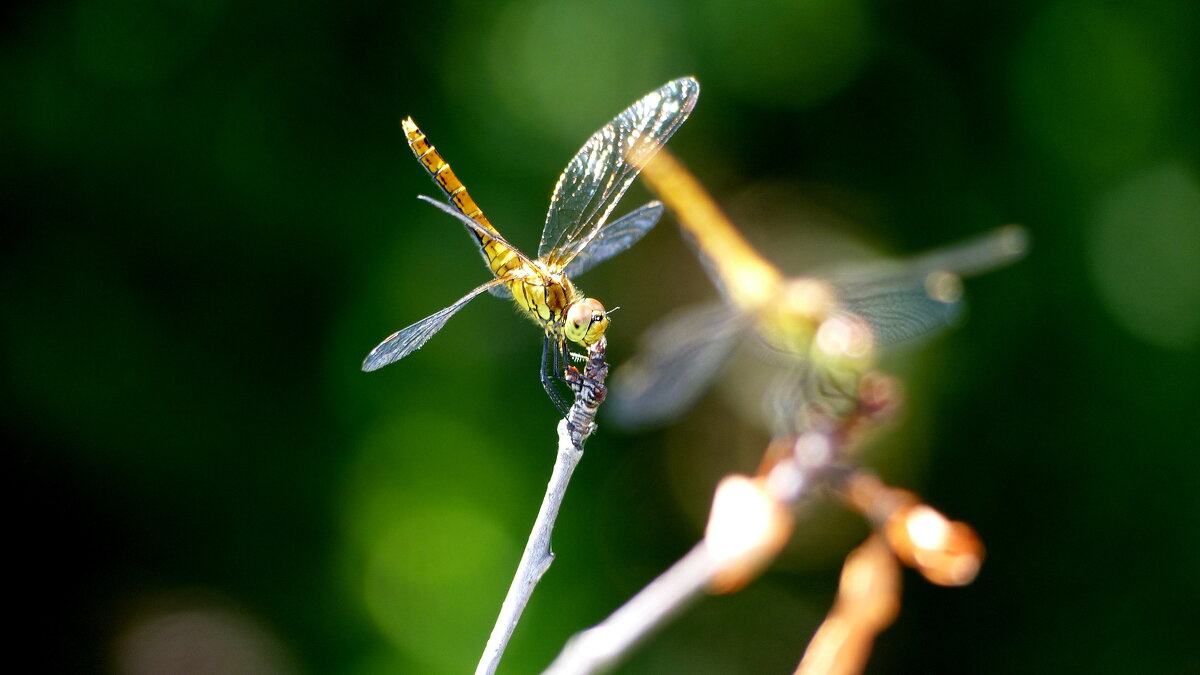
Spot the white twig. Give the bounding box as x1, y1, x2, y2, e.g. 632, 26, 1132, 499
475, 339, 610, 675
542, 544, 717, 675
475, 419, 584, 675
542, 434, 842, 674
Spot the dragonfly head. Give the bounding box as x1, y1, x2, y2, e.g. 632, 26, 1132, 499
564, 298, 609, 346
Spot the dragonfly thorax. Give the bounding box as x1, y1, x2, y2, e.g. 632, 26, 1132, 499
756, 278, 838, 354
505, 269, 607, 346
508, 271, 573, 320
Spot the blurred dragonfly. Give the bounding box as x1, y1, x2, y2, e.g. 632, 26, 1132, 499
609, 150, 1027, 431
363, 77, 700, 413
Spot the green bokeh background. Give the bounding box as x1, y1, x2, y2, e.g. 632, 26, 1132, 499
5, 0, 1199, 673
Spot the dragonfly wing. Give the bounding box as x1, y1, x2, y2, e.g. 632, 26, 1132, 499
362, 275, 512, 372
608, 302, 748, 428
678, 223, 735, 303
539, 77, 700, 267
906, 224, 1029, 279
831, 226, 1028, 347
416, 196, 517, 297
560, 201, 663, 279
417, 195, 536, 270
836, 283, 963, 347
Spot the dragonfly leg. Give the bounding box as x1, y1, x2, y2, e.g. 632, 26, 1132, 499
559, 339, 581, 378
558, 339, 594, 391
541, 335, 572, 416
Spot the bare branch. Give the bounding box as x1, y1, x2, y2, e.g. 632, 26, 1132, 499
542, 544, 716, 675
475, 339, 610, 675
542, 370, 984, 674
543, 441, 834, 673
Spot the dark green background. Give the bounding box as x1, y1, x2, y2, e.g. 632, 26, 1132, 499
5, 0, 1199, 673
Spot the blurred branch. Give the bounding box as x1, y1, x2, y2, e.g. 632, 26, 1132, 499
792, 475, 984, 675
476, 339, 610, 675
542, 543, 717, 675
544, 431, 841, 674
544, 371, 985, 674
840, 473, 983, 588
542, 147, 1005, 673
794, 534, 900, 675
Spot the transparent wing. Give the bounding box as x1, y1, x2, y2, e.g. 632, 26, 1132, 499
830, 225, 1028, 347
678, 222, 735, 303
608, 302, 749, 429
539, 77, 700, 267
837, 285, 961, 347
417, 195, 536, 270
561, 201, 663, 279
906, 224, 1029, 279
362, 275, 512, 372
417, 195, 521, 298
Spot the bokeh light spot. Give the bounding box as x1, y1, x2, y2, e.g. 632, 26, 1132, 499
362, 508, 512, 672
1089, 163, 1200, 350
343, 411, 524, 670
1012, 0, 1167, 176
485, 0, 672, 142
342, 411, 523, 549
113, 597, 298, 675
699, 0, 874, 108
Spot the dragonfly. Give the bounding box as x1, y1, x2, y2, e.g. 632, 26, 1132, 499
609, 149, 1027, 431
363, 77, 700, 414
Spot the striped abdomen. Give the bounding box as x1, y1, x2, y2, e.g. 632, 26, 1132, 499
401, 117, 522, 278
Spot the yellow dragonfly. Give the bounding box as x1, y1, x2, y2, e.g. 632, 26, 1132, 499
610, 150, 1027, 430
363, 77, 700, 413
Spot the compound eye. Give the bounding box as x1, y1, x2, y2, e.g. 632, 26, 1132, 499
566, 302, 595, 331
564, 298, 608, 345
